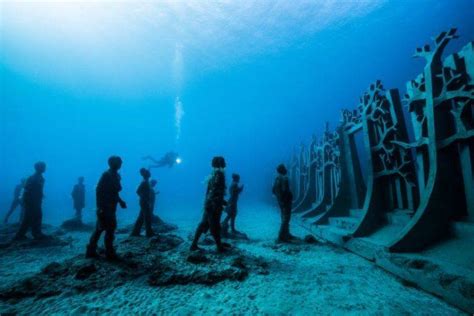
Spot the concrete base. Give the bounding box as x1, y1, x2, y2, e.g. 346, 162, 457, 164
377, 252, 474, 314
304, 220, 474, 313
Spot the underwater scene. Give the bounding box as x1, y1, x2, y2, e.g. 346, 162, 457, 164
1, 0, 474, 314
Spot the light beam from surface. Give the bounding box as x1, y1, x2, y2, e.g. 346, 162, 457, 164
1, 1, 387, 93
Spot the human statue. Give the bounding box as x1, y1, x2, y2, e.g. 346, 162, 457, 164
190, 156, 229, 252
86, 156, 127, 260
272, 164, 295, 243
131, 168, 155, 238
14, 162, 47, 240
4, 178, 26, 224
221, 173, 244, 236
71, 176, 85, 222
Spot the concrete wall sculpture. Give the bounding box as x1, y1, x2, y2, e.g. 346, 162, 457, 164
289, 29, 474, 313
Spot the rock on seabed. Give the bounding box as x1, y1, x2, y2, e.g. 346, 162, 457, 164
0, 233, 269, 307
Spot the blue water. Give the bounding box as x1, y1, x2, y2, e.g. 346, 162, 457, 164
1, 1, 473, 223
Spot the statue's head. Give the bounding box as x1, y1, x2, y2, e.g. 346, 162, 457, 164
34, 161, 47, 174
108, 156, 123, 171
140, 168, 151, 179
277, 164, 287, 175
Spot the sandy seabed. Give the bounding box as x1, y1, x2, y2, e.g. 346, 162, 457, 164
0, 205, 464, 315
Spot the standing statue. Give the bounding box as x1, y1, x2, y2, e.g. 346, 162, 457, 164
131, 168, 155, 238
71, 177, 85, 222
272, 164, 295, 243
150, 179, 162, 224
14, 162, 47, 240
221, 173, 244, 236
190, 156, 228, 252
86, 156, 127, 260
4, 178, 26, 224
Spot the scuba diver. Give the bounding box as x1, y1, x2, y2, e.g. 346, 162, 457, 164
131, 168, 155, 238
142, 151, 181, 169
190, 156, 229, 253
14, 162, 47, 240
272, 164, 295, 243
221, 173, 244, 236
71, 177, 86, 222
86, 156, 127, 260
4, 178, 26, 224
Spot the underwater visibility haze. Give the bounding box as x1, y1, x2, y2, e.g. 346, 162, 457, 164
0, 0, 474, 314
1, 0, 472, 217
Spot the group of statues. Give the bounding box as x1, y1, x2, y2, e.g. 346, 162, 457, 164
3, 155, 295, 260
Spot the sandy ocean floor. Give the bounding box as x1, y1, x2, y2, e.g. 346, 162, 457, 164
0, 205, 464, 315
